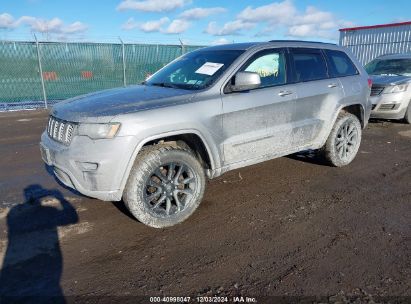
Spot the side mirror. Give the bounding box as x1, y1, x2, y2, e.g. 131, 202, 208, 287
231, 72, 261, 92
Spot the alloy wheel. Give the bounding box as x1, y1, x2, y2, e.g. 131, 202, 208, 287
143, 162, 196, 217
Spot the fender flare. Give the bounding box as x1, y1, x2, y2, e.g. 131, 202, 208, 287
117, 129, 220, 197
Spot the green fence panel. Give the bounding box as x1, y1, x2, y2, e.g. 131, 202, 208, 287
0, 41, 204, 108
125, 44, 203, 85
185, 45, 204, 53
0, 41, 43, 103
125, 44, 166, 85
40, 42, 124, 100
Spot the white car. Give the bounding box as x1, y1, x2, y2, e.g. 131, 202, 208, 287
365, 54, 411, 123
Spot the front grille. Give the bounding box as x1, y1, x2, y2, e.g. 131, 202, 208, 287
47, 116, 75, 145
370, 85, 385, 96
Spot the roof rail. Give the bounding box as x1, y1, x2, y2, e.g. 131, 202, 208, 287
268, 40, 336, 45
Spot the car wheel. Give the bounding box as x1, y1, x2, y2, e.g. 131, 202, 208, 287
404, 102, 411, 124
123, 144, 206, 228
322, 112, 362, 167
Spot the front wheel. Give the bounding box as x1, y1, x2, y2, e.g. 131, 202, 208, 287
123, 145, 206, 228
322, 112, 362, 167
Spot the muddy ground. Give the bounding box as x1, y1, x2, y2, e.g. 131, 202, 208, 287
0, 110, 410, 303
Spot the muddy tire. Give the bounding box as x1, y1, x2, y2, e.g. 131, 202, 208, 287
123, 144, 206, 228
404, 102, 411, 124
322, 112, 362, 167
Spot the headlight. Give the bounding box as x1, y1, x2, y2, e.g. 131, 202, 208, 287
383, 84, 408, 94
78, 123, 121, 139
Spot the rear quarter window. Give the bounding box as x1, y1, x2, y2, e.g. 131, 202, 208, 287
325, 49, 359, 77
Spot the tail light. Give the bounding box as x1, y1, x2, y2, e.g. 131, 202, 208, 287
368, 78, 373, 89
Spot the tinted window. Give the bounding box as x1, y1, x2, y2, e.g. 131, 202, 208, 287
290, 49, 328, 82
146, 50, 244, 90
365, 58, 411, 76
325, 50, 358, 77
241, 50, 286, 87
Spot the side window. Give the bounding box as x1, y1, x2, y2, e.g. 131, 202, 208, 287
290, 49, 328, 82
325, 49, 359, 77
241, 50, 286, 88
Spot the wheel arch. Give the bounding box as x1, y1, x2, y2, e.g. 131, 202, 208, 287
341, 103, 366, 128
142, 133, 215, 171
119, 129, 218, 198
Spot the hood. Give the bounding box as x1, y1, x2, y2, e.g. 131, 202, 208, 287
371, 74, 411, 86
51, 85, 196, 122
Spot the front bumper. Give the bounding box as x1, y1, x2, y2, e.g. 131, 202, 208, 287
370, 91, 410, 120
40, 132, 136, 201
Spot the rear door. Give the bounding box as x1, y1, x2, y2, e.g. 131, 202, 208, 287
323, 49, 362, 104
221, 48, 297, 164
288, 48, 345, 147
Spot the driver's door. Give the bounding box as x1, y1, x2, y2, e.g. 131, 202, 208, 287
221, 48, 297, 165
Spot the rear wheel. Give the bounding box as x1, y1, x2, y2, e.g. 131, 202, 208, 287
322, 112, 362, 167
123, 145, 205, 228
404, 102, 411, 124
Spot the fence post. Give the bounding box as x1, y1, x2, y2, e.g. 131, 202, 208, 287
119, 37, 126, 87
34, 34, 48, 109
179, 38, 185, 55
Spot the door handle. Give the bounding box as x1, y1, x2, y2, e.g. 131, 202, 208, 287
278, 90, 293, 96
328, 83, 338, 88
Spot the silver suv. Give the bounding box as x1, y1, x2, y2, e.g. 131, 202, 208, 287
40, 41, 371, 228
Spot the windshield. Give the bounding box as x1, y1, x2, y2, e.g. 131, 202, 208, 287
145, 50, 244, 90
365, 58, 411, 76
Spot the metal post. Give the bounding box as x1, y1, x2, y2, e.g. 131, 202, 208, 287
34, 34, 48, 109
179, 38, 185, 55
119, 37, 126, 87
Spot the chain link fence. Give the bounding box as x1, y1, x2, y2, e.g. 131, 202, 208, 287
0, 40, 203, 110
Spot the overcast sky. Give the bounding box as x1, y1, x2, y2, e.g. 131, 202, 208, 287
0, 0, 409, 44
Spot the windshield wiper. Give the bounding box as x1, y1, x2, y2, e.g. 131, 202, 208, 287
149, 82, 179, 89
148, 82, 200, 90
